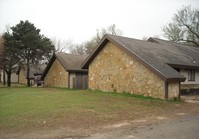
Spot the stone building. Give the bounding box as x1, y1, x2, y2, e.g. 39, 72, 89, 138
0, 70, 18, 83
82, 34, 199, 99
41, 53, 88, 89
17, 64, 46, 85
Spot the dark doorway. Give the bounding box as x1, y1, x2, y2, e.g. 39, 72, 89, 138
73, 74, 88, 89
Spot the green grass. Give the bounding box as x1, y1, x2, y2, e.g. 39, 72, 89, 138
0, 86, 189, 133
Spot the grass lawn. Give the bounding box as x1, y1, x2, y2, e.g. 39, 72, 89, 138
0, 86, 198, 134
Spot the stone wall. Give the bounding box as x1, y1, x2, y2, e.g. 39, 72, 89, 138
18, 70, 34, 85
10, 73, 18, 83
89, 42, 172, 99
44, 59, 68, 87
19, 70, 26, 84
168, 82, 179, 99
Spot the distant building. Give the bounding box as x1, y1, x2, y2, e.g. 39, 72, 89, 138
0, 65, 18, 83
17, 64, 46, 85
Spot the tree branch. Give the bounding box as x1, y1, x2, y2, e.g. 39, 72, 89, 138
183, 24, 199, 39
179, 38, 199, 47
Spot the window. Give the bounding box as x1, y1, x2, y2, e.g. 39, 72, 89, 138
188, 69, 195, 81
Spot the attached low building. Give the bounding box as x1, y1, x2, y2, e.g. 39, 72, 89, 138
82, 34, 199, 99
148, 37, 199, 94
41, 53, 88, 89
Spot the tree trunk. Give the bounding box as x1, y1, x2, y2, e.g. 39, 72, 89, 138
7, 70, 11, 87
26, 60, 31, 87
3, 69, 6, 85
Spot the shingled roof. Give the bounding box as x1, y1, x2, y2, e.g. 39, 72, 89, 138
147, 37, 199, 69
17, 64, 46, 79
55, 53, 88, 71
41, 53, 88, 80
82, 34, 199, 82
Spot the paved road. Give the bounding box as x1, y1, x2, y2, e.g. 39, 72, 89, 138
87, 113, 199, 139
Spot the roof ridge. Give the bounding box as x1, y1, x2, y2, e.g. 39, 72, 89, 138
107, 34, 147, 43
55, 52, 88, 56
149, 37, 198, 48
107, 34, 168, 47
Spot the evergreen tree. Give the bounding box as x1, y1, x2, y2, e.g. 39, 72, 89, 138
11, 20, 54, 86
2, 31, 19, 87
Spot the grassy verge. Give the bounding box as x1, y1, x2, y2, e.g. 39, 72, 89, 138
0, 86, 197, 133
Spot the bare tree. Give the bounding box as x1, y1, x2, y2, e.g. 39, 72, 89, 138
95, 24, 123, 43
52, 38, 72, 52
57, 24, 122, 55
142, 36, 149, 41
83, 24, 123, 54
69, 44, 85, 55
163, 6, 199, 47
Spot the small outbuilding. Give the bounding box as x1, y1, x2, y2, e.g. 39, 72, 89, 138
17, 64, 46, 85
41, 53, 88, 89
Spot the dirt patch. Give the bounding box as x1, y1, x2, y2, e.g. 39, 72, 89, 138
156, 116, 167, 120
175, 112, 186, 116
86, 113, 199, 139
104, 122, 130, 129
1, 103, 199, 139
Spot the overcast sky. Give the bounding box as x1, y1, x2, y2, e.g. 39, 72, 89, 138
0, 0, 198, 44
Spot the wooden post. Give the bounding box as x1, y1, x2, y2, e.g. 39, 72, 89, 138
178, 82, 181, 99
165, 82, 168, 99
